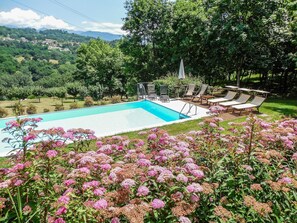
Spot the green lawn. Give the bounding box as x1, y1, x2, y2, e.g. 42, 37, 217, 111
118, 98, 296, 139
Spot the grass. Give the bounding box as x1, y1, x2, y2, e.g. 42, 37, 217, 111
118, 97, 296, 139
0, 96, 127, 117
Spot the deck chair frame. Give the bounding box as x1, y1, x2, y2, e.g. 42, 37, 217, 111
192, 84, 208, 103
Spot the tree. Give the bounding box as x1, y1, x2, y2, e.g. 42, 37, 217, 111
7, 87, 32, 102
88, 84, 104, 101
76, 39, 124, 97
32, 86, 44, 103
52, 87, 67, 105
122, 0, 174, 81
66, 82, 81, 101
206, 0, 293, 87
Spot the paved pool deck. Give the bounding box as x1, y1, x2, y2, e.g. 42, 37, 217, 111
0, 99, 210, 157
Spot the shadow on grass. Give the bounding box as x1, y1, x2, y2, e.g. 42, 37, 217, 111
263, 106, 297, 117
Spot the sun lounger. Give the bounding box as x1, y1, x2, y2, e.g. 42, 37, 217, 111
219, 93, 251, 108
192, 84, 208, 103
147, 83, 158, 100
183, 84, 196, 99
159, 85, 170, 102
208, 91, 237, 105
232, 96, 266, 115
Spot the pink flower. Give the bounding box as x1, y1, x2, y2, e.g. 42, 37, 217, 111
93, 199, 108, 210
0, 180, 11, 189
56, 206, 67, 215
23, 134, 36, 142
151, 199, 165, 209
14, 179, 23, 186
93, 187, 106, 196
57, 196, 70, 205
11, 163, 25, 172
22, 205, 32, 215
6, 120, 20, 127
179, 216, 191, 223
186, 183, 203, 193
46, 150, 58, 159
279, 177, 292, 184
137, 159, 151, 167
53, 141, 64, 148
209, 122, 217, 128
121, 179, 136, 189
100, 164, 111, 171
137, 186, 149, 196
191, 170, 204, 179
190, 194, 200, 203
176, 174, 188, 183
63, 179, 76, 187
54, 218, 65, 223
148, 170, 158, 177
148, 133, 157, 140
111, 217, 121, 223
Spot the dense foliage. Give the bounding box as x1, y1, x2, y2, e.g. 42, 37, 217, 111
0, 27, 79, 91
0, 114, 296, 222
122, 0, 297, 94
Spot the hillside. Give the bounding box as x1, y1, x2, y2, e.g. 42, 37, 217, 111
0, 26, 85, 89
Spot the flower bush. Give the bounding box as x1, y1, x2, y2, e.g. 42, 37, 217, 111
0, 115, 296, 222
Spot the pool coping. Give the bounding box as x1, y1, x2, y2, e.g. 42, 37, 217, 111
0, 99, 211, 157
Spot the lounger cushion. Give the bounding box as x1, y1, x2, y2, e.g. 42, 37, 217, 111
232, 103, 256, 109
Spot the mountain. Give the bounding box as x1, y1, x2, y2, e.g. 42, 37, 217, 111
71, 31, 122, 41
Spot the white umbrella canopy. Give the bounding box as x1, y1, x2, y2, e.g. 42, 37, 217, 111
178, 59, 185, 79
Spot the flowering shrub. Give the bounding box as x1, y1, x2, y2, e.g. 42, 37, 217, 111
0, 116, 296, 222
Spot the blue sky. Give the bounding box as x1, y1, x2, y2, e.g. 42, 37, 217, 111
0, 0, 127, 34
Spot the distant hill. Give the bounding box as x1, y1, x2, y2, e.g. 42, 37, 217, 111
0, 26, 92, 43
71, 31, 122, 41
0, 26, 122, 42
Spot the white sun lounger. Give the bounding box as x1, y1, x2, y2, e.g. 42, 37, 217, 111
232, 96, 266, 114
208, 91, 237, 105
219, 93, 251, 107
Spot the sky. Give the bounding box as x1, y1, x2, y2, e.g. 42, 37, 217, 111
0, 0, 127, 34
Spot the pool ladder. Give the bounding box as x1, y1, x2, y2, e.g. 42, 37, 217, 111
179, 102, 198, 119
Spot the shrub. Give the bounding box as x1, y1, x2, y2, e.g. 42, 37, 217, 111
99, 100, 108, 105
69, 102, 79, 109
153, 74, 202, 97
84, 96, 94, 107
1, 116, 297, 223
26, 104, 37, 114
12, 102, 25, 116
43, 108, 50, 113
111, 95, 122, 104
54, 104, 64, 111
0, 107, 8, 118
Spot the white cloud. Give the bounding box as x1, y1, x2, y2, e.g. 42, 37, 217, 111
82, 21, 125, 35
0, 8, 75, 30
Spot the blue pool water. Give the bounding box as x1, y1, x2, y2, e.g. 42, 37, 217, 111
0, 100, 188, 129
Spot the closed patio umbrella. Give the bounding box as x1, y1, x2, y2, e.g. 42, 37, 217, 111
178, 59, 186, 79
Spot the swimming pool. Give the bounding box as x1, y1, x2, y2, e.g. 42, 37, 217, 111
0, 100, 189, 156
